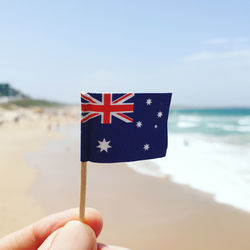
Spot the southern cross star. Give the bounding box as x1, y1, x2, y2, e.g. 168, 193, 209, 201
143, 144, 150, 151
136, 121, 142, 128
157, 111, 163, 118
96, 138, 112, 152
146, 98, 152, 105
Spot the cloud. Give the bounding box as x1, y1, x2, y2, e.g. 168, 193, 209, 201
184, 49, 250, 62
205, 38, 229, 44
205, 37, 248, 45
184, 51, 216, 61
223, 50, 250, 58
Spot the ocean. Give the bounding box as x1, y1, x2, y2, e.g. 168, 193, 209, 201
128, 108, 250, 213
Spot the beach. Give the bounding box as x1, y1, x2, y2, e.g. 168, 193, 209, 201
1, 107, 250, 249
0, 106, 77, 235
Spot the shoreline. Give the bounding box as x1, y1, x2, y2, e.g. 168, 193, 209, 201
28, 123, 250, 250
1, 113, 250, 249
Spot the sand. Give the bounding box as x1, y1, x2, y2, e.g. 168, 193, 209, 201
1, 109, 250, 250
88, 164, 250, 250
28, 123, 250, 250
0, 107, 77, 236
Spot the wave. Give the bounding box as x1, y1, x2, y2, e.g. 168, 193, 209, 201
128, 133, 250, 213
178, 115, 202, 122
206, 123, 250, 132
238, 117, 250, 125
177, 121, 199, 128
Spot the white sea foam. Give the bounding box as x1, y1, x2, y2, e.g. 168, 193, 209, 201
178, 115, 202, 122
206, 123, 221, 128
176, 115, 202, 128
206, 123, 250, 133
128, 133, 250, 213
238, 117, 250, 125
222, 125, 250, 132
177, 121, 198, 128
221, 125, 240, 131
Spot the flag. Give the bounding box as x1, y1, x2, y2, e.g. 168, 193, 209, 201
81, 92, 172, 163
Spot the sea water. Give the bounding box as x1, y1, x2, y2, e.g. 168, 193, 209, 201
128, 108, 250, 212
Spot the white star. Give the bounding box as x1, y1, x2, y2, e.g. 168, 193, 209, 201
143, 144, 150, 151
157, 111, 163, 118
96, 138, 112, 152
136, 121, 142, 128
154, 124, 158, 128
146, 98, 152, 105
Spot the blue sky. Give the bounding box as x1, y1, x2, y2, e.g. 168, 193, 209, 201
0, 0, 250, 106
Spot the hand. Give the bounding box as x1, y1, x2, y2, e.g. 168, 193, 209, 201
0, 208, 129, 250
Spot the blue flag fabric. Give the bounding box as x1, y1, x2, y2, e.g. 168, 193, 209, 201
81, 93, 172, 163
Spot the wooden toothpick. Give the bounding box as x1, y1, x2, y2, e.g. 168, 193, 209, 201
79, 161, 87, 222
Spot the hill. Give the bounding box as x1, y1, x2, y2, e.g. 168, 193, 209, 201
0, 83, 63, 108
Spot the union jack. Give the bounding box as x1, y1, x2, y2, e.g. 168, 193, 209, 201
81, 93, 134, 124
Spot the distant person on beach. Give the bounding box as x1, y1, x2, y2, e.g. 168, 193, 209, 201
0, 208, 128, 250
14, 115, 20, 124
183, 139, 189, 147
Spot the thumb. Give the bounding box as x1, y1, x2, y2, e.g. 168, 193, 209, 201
38, 220, 97, 250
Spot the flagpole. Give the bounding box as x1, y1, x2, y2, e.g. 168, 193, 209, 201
79, 161, 87, 222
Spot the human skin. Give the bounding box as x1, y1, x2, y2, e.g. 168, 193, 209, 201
0, 208, 128, 250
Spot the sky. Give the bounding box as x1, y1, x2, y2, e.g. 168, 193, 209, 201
0, 0, 250, 107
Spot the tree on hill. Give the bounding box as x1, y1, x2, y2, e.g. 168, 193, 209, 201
0, 83, 27, 98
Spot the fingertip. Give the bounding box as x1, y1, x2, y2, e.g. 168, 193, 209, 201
63, 221, 97, 249
65, 220, 97, 241
40, 220, 97, 250
85, 208, 103, 237
97, 243, 131, 250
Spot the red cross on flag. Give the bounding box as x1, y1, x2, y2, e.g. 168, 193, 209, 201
81, 93, 134, 124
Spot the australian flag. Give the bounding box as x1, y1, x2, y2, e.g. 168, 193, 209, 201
81, 92, 172, 163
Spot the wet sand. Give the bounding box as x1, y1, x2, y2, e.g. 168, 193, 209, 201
28, 124, 250, 250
